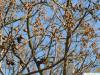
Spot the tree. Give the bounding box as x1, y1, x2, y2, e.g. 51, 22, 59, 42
0, 0, 100, 75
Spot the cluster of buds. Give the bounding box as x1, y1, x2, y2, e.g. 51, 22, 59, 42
64, 11, 73, 20
94, 4, 100, 10
91, 41, 99, 53
96, 53, 100, 59
91, 41, 96, 48
33, 17, 44, 36
7, 34, 13, 43
51, 28, 61, 42
80, 22, 96, 49
64, 11, 74, 30
24, 2, 33, 11
83, 24, 95, 39
6, 59, 15, 68
10, 0, 16, 5
81, 38, 88, 48
14, 27, 19, 33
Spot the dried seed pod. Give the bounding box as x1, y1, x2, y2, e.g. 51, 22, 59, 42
23, 29, 27, 32
17, 35, 24, 43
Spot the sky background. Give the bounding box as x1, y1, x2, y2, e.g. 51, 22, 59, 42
1, 0, 100, 75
